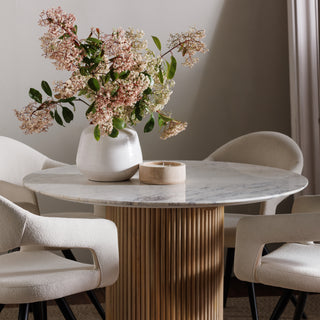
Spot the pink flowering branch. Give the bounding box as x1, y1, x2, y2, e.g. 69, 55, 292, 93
15, 7, 208, 140
160, 39, 189, 58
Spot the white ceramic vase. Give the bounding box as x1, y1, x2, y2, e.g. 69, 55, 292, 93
76, 126, 143, 181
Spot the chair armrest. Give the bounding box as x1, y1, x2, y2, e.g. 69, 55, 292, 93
234, 213, 320, 283
22, 214, 119, 287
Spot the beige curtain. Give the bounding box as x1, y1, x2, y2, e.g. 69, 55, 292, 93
287, 0, 320, 194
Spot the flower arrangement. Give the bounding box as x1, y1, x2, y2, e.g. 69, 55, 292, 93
15, 7, 207, 140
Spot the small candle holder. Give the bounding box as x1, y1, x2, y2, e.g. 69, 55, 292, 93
139, 161, 186, 185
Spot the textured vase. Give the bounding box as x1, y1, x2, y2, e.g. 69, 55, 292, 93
76, 126, 143, 181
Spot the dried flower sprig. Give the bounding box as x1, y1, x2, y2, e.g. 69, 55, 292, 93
15, 7, 207, 140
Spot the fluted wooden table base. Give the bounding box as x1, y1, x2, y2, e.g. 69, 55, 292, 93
104, 206, 224, 320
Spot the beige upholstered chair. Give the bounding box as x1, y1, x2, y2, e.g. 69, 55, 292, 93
0, 136, 93, 217
0, 195, 118, 319
205, 131, 304, 319
0, 136, 105, 318
234, 195, 320, 320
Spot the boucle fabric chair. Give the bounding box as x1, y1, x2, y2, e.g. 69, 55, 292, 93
0, 195, 118, 319
204, 131, 304, 319
0, 136, 105, 318
0, 136, 93, 217
234, 201, 320, 320
260, 195, 320, 320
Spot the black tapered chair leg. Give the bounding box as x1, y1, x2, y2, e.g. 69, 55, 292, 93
270, 289, 293, 320
248, 282, 259, 320
55, 298, 77, 320
32, 301, 47, 320
293, 293, 308, 320
18, 304, 30, 320
32, 302, 42, 320
270, 291, 308, 320
86, 289, 105, 319
42, 301, 48, 320
223, 248, 235, 308
62, 249, 105, 319
0, 304, 5, 312
290, 294, 308, 319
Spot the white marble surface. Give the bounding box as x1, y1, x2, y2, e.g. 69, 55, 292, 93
23, 161, 308, 208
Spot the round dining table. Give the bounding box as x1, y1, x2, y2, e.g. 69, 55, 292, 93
23, 160, 308, 320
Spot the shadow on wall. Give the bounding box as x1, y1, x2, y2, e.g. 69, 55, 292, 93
183, 0, 291, 160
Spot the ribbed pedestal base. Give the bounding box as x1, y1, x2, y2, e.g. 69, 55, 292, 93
104, 206, 224, 320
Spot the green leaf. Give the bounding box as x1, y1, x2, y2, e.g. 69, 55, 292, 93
49, 110, 54, 119
101, 73, 111, 85
109, 127, 119, 138
54, 110, 64, 126
144, 114, 155, 133
165, 60, 170, 71
105, 72, 111, 82
86, 37, 103, 45
86, 102, 96, 115
113, 118, 126, 130
41, 81, 52, 97
167, 56, 177, 79
143, 87, 152, 95
62, 107, 74, 123
119, 70, 130, 79
110, 70, 119, 81
89, 64, 99, 72
94, 125, 100, 141
135, 105, 143, 121
78, 89, 87, 96
29, 88, 42, 103
152, 36, 162, 51
158, 117, 166, 127
83, 57, 91, 64
158, 68, 164, 84
158, 113, 172, 127
73, 25, 78, 34
88, 78, 100, 92
93, 57, 102, 64
80, 67, 89, 76
58, 97, 76, 103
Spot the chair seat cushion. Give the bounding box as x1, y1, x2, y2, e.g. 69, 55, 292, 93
224, 213, 251, 248
0, 250, 100, 304
257, 243, 320, 293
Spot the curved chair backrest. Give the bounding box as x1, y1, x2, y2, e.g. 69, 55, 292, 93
0, 136, 63, 186
291, 195, 320, 213
205, 131, 304, 214
0, 136, 64, 213
205, 131, 303, 174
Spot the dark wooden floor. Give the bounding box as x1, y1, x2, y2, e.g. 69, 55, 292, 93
69, 277, 285, 305
228, 278, 285, 298
4, 277, 285, 309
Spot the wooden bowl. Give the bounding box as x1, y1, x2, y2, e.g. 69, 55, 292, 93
139, 161, 186, 185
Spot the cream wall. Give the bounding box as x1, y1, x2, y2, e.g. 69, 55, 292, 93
0, 0, 290, 212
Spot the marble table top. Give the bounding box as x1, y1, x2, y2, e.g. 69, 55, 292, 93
23, 161, 308, 208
